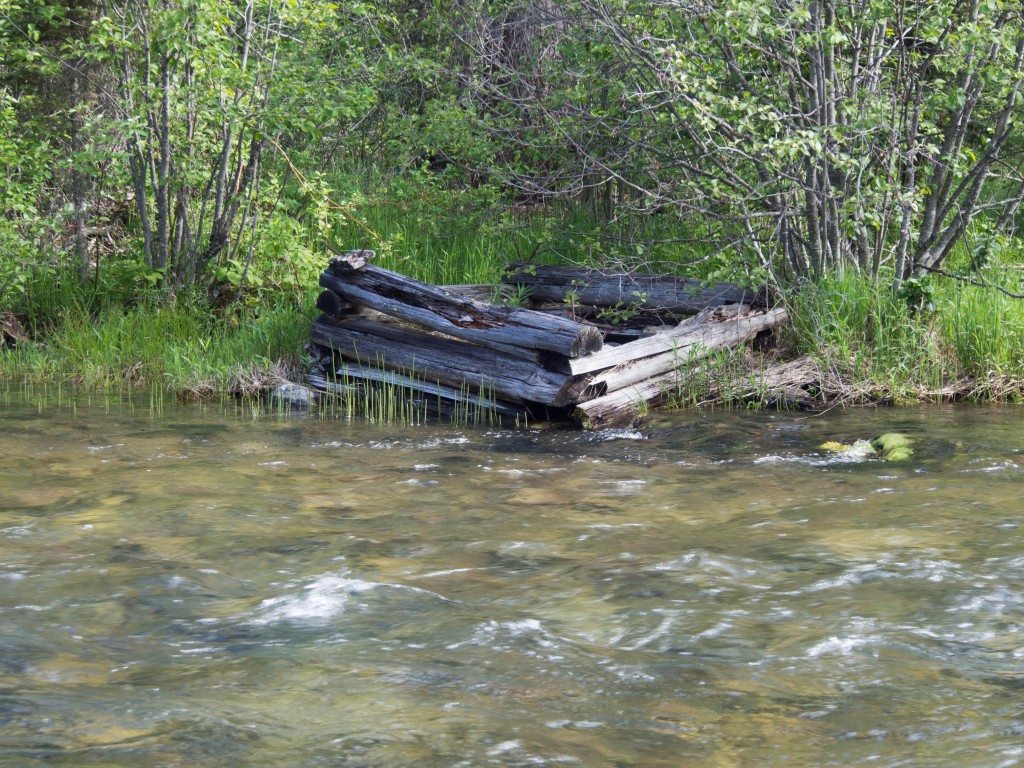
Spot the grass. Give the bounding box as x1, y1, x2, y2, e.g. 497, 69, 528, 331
934, 273, 1024, 378
785, 270, 1024, 404
6, 170, 1024, 417
1, 295, 314, 398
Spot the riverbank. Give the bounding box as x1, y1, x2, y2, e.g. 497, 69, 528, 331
2, 266, 1023, 420
0, 299, 313, 401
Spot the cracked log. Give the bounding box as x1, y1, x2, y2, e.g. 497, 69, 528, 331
311, 316, 582, 406
503, 264, 760, 315
321, 257, 602, 359
575, 307, 789, 428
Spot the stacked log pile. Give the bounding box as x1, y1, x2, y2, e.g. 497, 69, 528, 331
309, 251, 788, 427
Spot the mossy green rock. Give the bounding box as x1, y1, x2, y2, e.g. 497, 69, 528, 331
883, 446, 914, 461
819, 433, 915, 461
871, 433, 914, 460
819, 439, 876, 457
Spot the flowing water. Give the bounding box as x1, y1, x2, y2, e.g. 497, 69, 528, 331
1, 389, 1023, 767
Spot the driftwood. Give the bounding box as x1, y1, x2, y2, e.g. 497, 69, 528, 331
308, 250, 788, 427
579, 307, 789, 400
322, 253, 602, 358
503, 264, 759, 315
311, 316, 580, 406
574, 307, 789, 428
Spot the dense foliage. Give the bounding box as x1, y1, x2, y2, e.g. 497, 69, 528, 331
2, 0, 1024, 397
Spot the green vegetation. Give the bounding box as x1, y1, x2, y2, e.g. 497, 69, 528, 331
3, 0, 1024, 412
819, 433, 915, 461
1, 292, 313, 397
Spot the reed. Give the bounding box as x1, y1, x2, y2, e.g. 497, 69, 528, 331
665, 345, 776, 411
0, 298, 313, 398
934, 272, 1024, 380
785, 273, 951, 401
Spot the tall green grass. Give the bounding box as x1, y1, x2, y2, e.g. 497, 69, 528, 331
327, 169, 725, 286
786, 270, 1024, 402
789, 273, 947, 397
934, 274, 1024, 379
1, 298, 314, 397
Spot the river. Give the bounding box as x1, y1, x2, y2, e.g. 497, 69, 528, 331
1, 389, 1022, 766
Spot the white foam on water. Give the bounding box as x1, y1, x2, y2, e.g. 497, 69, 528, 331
249, 571, 453, 626
249, 572, 379, 625
446, 618, 562, 653
487, 740, 522, 756
805, 635, 872, 657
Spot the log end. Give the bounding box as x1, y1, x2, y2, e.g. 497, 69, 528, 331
569, 326, 605, 359
328, 249, 375, 274
315, 289, 349, 320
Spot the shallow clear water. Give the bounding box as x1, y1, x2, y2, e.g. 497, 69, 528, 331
1, 390, 1023, 767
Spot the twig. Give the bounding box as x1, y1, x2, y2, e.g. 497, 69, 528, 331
920, 265, 1024, 300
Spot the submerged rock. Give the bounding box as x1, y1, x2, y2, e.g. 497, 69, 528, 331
269, 382, 319, 410
872, 432, 915, 461
819, 433, 915, 461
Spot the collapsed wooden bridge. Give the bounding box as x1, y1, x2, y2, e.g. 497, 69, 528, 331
308, 250, 789, 427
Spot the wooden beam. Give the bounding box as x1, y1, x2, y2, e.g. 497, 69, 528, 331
504, 264, 759, 314
574, 307, 789, 427
320, 263, 603, 359
311, 316, 579, 406
561, 306, 740, 375
580, 308, 789, 399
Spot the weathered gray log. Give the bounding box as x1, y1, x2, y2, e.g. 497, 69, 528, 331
580, 307, 789, 400
328, 248, 375, 270
318, 306, 546, 364
320, 260, 602, 358
503, 264, 759, 315
561, 306, 743, 375
574, 307, 789, 428
716, 355, 820, 410
311, 316, 582, 406
439, 284, 499, 302
574, 371, 680, 429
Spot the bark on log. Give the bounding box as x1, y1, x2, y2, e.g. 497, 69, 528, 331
503, 264, 759, 315
328, 248, 375, 271
315, 289, 350, 320
320, 264, 602, 359
319, 306, 547, 364
311, 316, 580, 406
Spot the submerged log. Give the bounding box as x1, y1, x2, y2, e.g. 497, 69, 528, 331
503, 264, 759, 315
320, 260, 602, 359
311, 316, 579, 406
